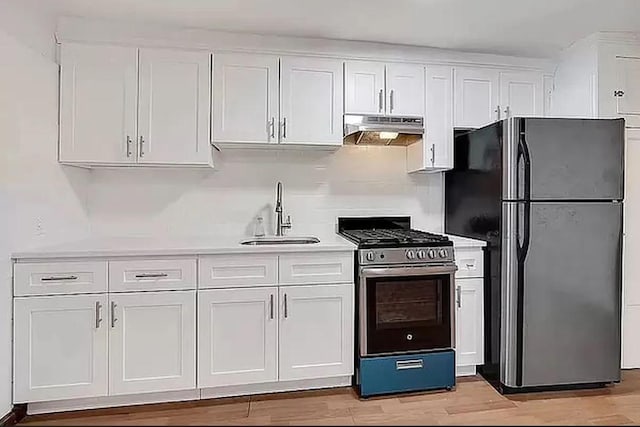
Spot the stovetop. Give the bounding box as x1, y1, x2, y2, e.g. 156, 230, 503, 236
340, 228, 452, 248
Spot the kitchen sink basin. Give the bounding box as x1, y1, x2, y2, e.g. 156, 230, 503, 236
240, 236, 321, 245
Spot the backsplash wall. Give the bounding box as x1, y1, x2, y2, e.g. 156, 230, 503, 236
87, 145, 444, 239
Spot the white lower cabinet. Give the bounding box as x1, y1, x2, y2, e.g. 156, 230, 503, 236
455, 278, 484, 372
14, 295, 109, 403
278, 284, 353, 381
198, 287, 278, 387
109, 291, 196, 395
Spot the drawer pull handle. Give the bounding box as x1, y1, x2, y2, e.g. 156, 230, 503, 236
41, 275, 78, 282
466, 263, 475, 268
134, 273, 169, 279
396, 359, 424, 370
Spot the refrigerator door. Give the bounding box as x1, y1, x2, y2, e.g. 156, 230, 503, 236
502, 201, 622, 388
507, 118, 624, 201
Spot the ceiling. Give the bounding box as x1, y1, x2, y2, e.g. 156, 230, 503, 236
13, 0, 640, 57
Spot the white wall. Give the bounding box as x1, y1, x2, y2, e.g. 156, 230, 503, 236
0, 2, 90, 416
87, 147, 443, 239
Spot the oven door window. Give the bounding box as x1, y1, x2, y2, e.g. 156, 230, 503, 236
366, 274, 452, 355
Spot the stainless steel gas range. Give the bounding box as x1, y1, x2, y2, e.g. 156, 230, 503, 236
338, 217, 457, 397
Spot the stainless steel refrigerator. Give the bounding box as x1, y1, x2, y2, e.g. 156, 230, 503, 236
445, 117, 624, 393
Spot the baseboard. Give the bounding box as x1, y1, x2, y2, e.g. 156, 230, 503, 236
200, 376, 352, 399
0, 405, 27, 426
456, 365, 477, 377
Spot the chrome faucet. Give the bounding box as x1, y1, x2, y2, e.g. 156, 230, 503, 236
275, 181, 292, 236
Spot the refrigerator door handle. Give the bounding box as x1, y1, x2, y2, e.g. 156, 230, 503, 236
517, 121, 532, 260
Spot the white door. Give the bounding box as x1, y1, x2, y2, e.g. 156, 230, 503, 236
109, 290, 196, 395
616, 57, 640, 127
279, 284, 353, 381
138, 48, 211, 165
454, 67, 500, 128
344, 61, 386, 115
59, 43, 137, 164
499, 71, 543, 118
455, 278, 484, 367
198, 287, 278, 387
14, 295, 108, 403
624, 129, 640, 368
386, 63, 425, 116
279, 56, 343, 145
426, 65, 454, 170
212, 53, 280, 144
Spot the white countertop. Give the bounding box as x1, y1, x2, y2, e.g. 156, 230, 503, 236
445, 234, 487, 248
12, 234, 357, 260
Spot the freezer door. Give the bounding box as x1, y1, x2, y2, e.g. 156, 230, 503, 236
502, 201, 622, 387
520, 118, 624, 201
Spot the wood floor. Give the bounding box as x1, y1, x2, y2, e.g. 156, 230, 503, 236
19, 371, 640, 426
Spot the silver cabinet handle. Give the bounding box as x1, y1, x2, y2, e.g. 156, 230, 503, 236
389, 89, 395, 113
134, 273, 168, 279
456, 285, 462, 308
126, 135, 132, 157
504, 106, 510, 118
269, 117, 275, 139
41, 275, 78, 282
431, 143, 435, 165
111, 301, 117, 328
281, 117, 287, 139
396, 359, 424, 370
139, 136, 145, 157
270, 294, 274, 320
95, 301, 103, 329
378, 89, 384, 112
283, 293, 288, 318
495, 105, 501, 120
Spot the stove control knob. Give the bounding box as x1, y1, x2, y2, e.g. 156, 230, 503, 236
417, 250, 426, 259
406, 250, 416, 260
428, 250, 436, 259
366, 251, 375, 262
439, 249, 448, 258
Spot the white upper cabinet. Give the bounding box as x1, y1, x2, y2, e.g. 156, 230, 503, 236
198, 287, 278, 387
386, 63, 425, 116
212, 53, 280, 144
109, 290, 196, 395
14, 295, 109, 403
454, 67, 500, 128
344, 61, 424, 117
499, 71, 543, 118
278, 284, 353, 381
280, 56, 344, 145
59, 43, 138, 164
344, 61, 386, 114
616, 57, 640, 127
137, 48, 212, 165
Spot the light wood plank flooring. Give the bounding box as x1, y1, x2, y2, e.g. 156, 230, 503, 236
19, 370, 640, 425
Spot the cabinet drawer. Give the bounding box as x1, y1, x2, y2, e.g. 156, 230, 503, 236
455, 248, 484, 278
279, 252, 353, 285
109, 258, 196, 292
14, 262, 108, 296
359, 350, 455, 397
199, 255, 278, 289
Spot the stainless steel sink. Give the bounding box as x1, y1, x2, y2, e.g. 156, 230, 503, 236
240, 236, 320, 245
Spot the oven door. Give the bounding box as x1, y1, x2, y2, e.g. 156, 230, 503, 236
359, 265, 456, 357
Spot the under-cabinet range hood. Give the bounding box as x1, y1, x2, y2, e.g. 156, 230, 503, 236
343, 114, 424, 146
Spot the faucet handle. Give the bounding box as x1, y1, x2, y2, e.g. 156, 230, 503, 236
282, 215, 292, 234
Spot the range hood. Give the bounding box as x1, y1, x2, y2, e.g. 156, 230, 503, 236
343, 114, 424, 146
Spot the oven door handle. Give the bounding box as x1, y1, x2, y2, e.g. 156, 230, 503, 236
360, 265, 457, 278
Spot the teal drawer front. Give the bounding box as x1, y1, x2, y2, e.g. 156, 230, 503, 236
359, 350, 455, 397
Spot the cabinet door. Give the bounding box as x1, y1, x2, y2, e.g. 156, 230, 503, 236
198, 287, 278, 387
109, 291, 196, 395
279, 56, 343, 145
344, 61, 386, 115
455, 278, 484, 367
616, 57, 640, 127
427, 65, 454, 170
454, 67, 500, 128
386, 63, 425, 116
14, 295, 108, 403
212, 53, 280, 144
138, 48, 211, 165
499, 71, 543, 118
279, 284, 353, 381
59, 43, 137, 164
